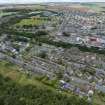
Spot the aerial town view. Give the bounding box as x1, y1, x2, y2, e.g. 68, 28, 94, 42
0, 0, 105, 105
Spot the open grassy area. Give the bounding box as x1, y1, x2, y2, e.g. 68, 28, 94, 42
15, 17, 49, 26
0, 12, 16, 17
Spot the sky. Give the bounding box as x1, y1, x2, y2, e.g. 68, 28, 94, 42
0, 0, 105, 4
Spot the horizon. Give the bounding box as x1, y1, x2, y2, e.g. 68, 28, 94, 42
0, 0, 105, 4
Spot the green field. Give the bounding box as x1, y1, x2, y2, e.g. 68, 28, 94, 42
0, 12, 16, 17
15, 17, 49, 26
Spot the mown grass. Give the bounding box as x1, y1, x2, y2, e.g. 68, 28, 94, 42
15, 17, 48, 26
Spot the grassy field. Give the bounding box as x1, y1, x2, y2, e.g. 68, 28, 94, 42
0, 12, 10, 16
0, 12, 16, 17
15, 17, 49, 26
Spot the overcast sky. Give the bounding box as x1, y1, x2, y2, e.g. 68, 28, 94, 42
0, 0, 105, 4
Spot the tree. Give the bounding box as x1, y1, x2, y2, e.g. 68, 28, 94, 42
62, 32, 70, 37
39, 51, 47, 58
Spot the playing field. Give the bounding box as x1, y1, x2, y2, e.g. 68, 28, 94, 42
15, 17, 49, 26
